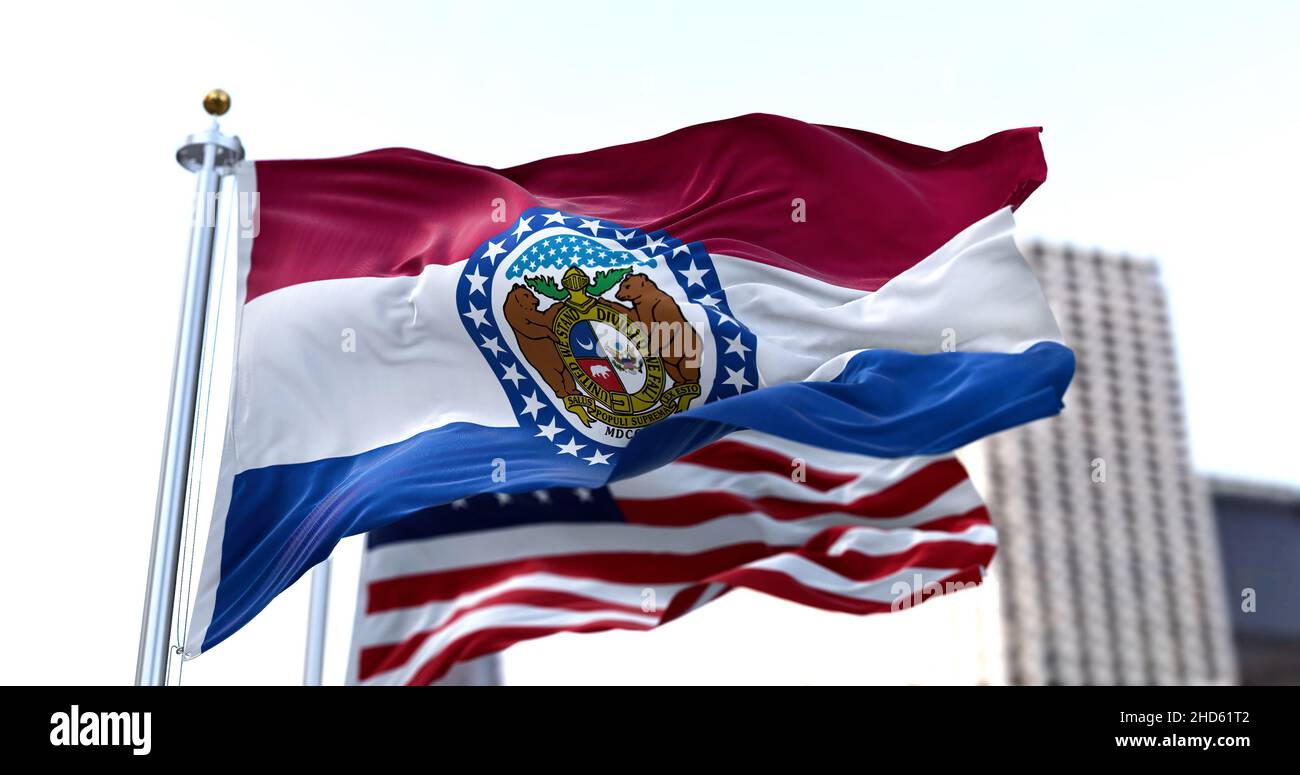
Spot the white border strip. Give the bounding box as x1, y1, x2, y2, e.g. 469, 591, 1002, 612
184, 161, 256, 658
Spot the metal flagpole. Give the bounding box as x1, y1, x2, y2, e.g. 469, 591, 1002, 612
303, 557, 333, 686
136, 90, 244, 686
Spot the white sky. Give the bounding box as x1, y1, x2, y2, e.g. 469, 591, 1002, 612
1, 1, 1296, 685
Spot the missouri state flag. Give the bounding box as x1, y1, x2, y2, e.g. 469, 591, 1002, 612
186, 114, 1073, 658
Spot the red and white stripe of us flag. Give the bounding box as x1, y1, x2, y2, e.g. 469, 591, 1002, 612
348, 431, 994, 685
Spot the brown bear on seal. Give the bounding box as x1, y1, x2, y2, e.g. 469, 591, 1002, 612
502, 284, 576, 399
615, 273, 701, 386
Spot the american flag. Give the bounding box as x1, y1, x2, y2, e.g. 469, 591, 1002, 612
347, 431, 995, 685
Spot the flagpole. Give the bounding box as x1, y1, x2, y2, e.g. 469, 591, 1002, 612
303, 557, 333, 686
136, 90, 244, 686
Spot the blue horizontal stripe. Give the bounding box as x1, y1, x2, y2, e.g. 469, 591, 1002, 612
616, 341, 1076, 477
202, 341, 1073, 652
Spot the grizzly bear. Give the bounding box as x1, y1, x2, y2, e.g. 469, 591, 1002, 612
502, 284, 576, 399
615, 273, 701, 386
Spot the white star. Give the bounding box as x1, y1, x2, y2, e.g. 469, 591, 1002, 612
450, 499, 468, 510
574, 487, 593, 502
723, 365, 752, 391
533, 489, 551, 504
511, 216, 535, 240
672, 244, 692, 257
535, 417, 563, 441
615, 230, 634, 242
697, 294, 720, 307
481, 240, 506, 263
556, 437, 587, 456
519, 391, 546, 419
494, 492, 513, 506
464, 266, 488, 296
480, 336, 506, 358
542, 211, 568, 225
641, 234, 667, 254
462, 305, 490, 328
500, 362, 525, 387
709, 308, 736, 326
722, 333, 751, 357
578, 218, 602, 235
584, 449, 614, 466
679, 259, 711, 288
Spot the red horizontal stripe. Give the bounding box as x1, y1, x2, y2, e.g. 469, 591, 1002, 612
364, 517, 993, 679
401, 560, 975, 683
675, 439, 859, 492
367, 505, 988, 614
810, 537, 995, 585
403, 619, 657, 686
660, 582, 715, 620
800, 506, 991, 553
618, 458, 970, 526
667, 564, 989, 622
359, 588, 652, 681
388, 554, 990, 684
367, 543, 778, 613
655, 529, 995, 623
248, 116, 1045, 301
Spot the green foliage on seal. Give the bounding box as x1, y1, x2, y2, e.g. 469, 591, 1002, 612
589, 267, 632, 296
525, 266, 632, 301
525, 274, 570, 301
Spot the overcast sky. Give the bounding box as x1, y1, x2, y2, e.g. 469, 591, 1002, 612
2, 1, 1295, 685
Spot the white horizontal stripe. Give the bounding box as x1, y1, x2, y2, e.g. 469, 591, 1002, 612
422, 655, 501, 686
230, 262, 518, 472
355, 524, 994, 683
741, 557, 980, 604
722, 430, 955, 474
354, 573, 685, 650
359, 605, 659, 685
714, 207, 1063, 384
827, 522, 998, 556
684, 582, 728, 613
232, 208, 1056, 473
610, 454, 949, 504
362, 479, 985, 581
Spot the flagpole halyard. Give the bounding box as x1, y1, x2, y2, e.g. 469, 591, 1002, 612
135, 90, 243, 686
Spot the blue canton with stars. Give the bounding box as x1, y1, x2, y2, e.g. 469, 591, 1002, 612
455, 207, 760, 469
367, 486, 621, 549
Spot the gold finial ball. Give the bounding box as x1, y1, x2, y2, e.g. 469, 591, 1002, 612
203, 89, 231, 116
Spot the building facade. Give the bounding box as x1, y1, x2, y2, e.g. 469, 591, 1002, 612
501, 240, 1250, 686
966, 242, 1235, 684
1211, 477, 1300, 685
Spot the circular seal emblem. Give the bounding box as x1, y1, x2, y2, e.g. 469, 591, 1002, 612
542, 266, 701, 429
457, 209, 758, 466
